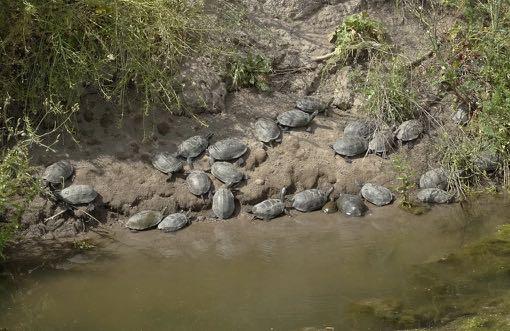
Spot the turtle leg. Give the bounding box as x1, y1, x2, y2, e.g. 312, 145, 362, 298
305, 126, 312, 133
343, 156, 353, 164
382, 151, 389, 160
281, 126, 290, 133
234, 158, 244, 167
407, 141, 415, 150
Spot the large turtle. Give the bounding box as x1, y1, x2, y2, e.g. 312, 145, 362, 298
59, 185, 98, 205
420, 168, 448, 190
292, 187, 333, 212
212, 186, 236, 219
249, 188, 287, 220
344, 120, 377, 139
473, 150, 500, 172
42, 160, 74, 186
396, 119, 423, 143
417, 188, 453, 204
331, 136, 368, 162
158, 212, 190, 232
277, 109, 318, 131
361, 183, 393, 206
152, 152, 183, 179
208, 138, 248, 163
176, 133, 213, 165
211, 162, 246, 186
254, 118, 282, 146
126, 210, 163, 231
336, 194, 368, 217
367, 131, 394, 158
296, 96, 333, 115
186, 171, 212, 198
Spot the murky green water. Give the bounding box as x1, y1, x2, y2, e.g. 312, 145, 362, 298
1, 199, 510, 330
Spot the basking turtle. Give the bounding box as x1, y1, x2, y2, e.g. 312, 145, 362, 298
420, 168, 448, 190
152, 152, 183, 179
254, 118, 282, 146
59, 185, 98, 205
176, 133, 213, 165
336, 194, 368, 217
396, 120, 423, 143
186, 171, 212, 198
126, 210, 163, 231
322, 198, 338, 214
417, 188, 453, 204
249, 188, 287, 220
344, 120, 377, 139
277, 109, 318, 131
212, 186, 236, 219
211, 162, 246, 186
331, 136, 368, 161
42, 160, 74, 186
361, 183, 393, 206
292, 187, 333, 212
158, 212, 190, 232
367, 131, 394, 158
296, 96, 333, 115
208, 138, 248, 163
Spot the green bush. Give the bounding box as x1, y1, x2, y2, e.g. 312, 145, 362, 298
227, 54, 272, 92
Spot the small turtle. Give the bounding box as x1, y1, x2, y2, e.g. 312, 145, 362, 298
42, 160, 74, 186
473, 150, 500, 172
367, 131, 394, 158
250, 187, 287, 220
212, 186, 236, 219
322, 199, 338, 214
208, 138, 248, 163
277, 109, 319, 131
452, 106, 470, 126
254, 118, 282, 146
331, 136, 368, 162
361, 183, 393, 206
126, 210, 163, 231
336, 194, 368, 217
211, 162, 246, 186
176, 133, 213, 165
296, 96, 333, 115
152, 152, 183, 179
344, 120, 377, 139
420, 168, 448, 190
158, 212, 190, 232
59, 185, 98, 205
395, 120, 423, 143
417, 188, 453, 204
186, 171, 212, 198
292, 187, 333, 212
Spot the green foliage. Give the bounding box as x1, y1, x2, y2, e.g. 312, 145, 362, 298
392, 154, 428, 214
227, 54, 272, 91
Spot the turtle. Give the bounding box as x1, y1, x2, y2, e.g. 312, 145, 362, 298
212, 186, 236, 219
42, 160, 74, 186
158, 212, 190, 232
367, 131, 394, 158
417, 188, 453, 204
452, 106, 470, 126
186, 171, 212, 198
254, 118, 282, 146
211, 162, 246, 186
361, 183, 393, 206
152, 152, 183, 179
344, 120, 377, 139
296, 96, 333, 115
277, 109, 319, 131
59, 185, 98, 205
473, 150, 500, 172
420, 168, 448, 190
331, 136, 368, 162
176, 133, 213, 165
292, 187, 334, 212
336, 194, 368, 217
125, 210, 163, 231
208, 138, 248, 164
249, 187, 287, 220
395, 120, 423, 144
322, 198, 338, 214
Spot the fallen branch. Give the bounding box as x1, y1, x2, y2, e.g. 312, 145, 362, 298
312, 41, 384, 62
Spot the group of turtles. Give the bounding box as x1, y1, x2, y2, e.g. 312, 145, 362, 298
40, 96, 462, 233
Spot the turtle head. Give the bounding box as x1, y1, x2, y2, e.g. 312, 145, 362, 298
279, 187, 287, 201
324, 186, 334, 198
309, 110, 319, 122
205, 132, 214, 141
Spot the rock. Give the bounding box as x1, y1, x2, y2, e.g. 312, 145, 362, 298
245, 147, 267, 170
417, 188, 453, 204
254, 178, 265, 185
420, 168, 448, 190
361, 183, 393, 206
336, 194, 368, 217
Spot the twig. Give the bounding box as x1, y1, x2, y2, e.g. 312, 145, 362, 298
44, 209, 68, 223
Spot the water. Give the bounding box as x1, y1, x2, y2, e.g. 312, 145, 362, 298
1, 199, 510, 330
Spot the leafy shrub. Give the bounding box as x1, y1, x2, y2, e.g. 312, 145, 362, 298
227, 54, 272, 91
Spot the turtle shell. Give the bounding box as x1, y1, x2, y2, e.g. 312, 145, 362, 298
177, 135, 211, 159
252, 199, 285, 220
396, 120, 423, 141
211, 162, 244, 185
277, 110, 313, 128
344, 120, 377, 139
332, 136, 368, 157
417, 188, 453, 204
292, 189, 329, 212
368, 131, 394, 154
254, 118, 281, 143
296, 96, 329, 114
420, 168, 448, 190
157, 213, 190, 232
59, 185, 98, 205
336, 194, 368, 217
126, 210, 163, 230
208, 138, 247, 161
212, 187, 235, 219
361, 183, 393, 206
152, 152, 183, 174
42, 160, 74, 184
186, 171, 212, 196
